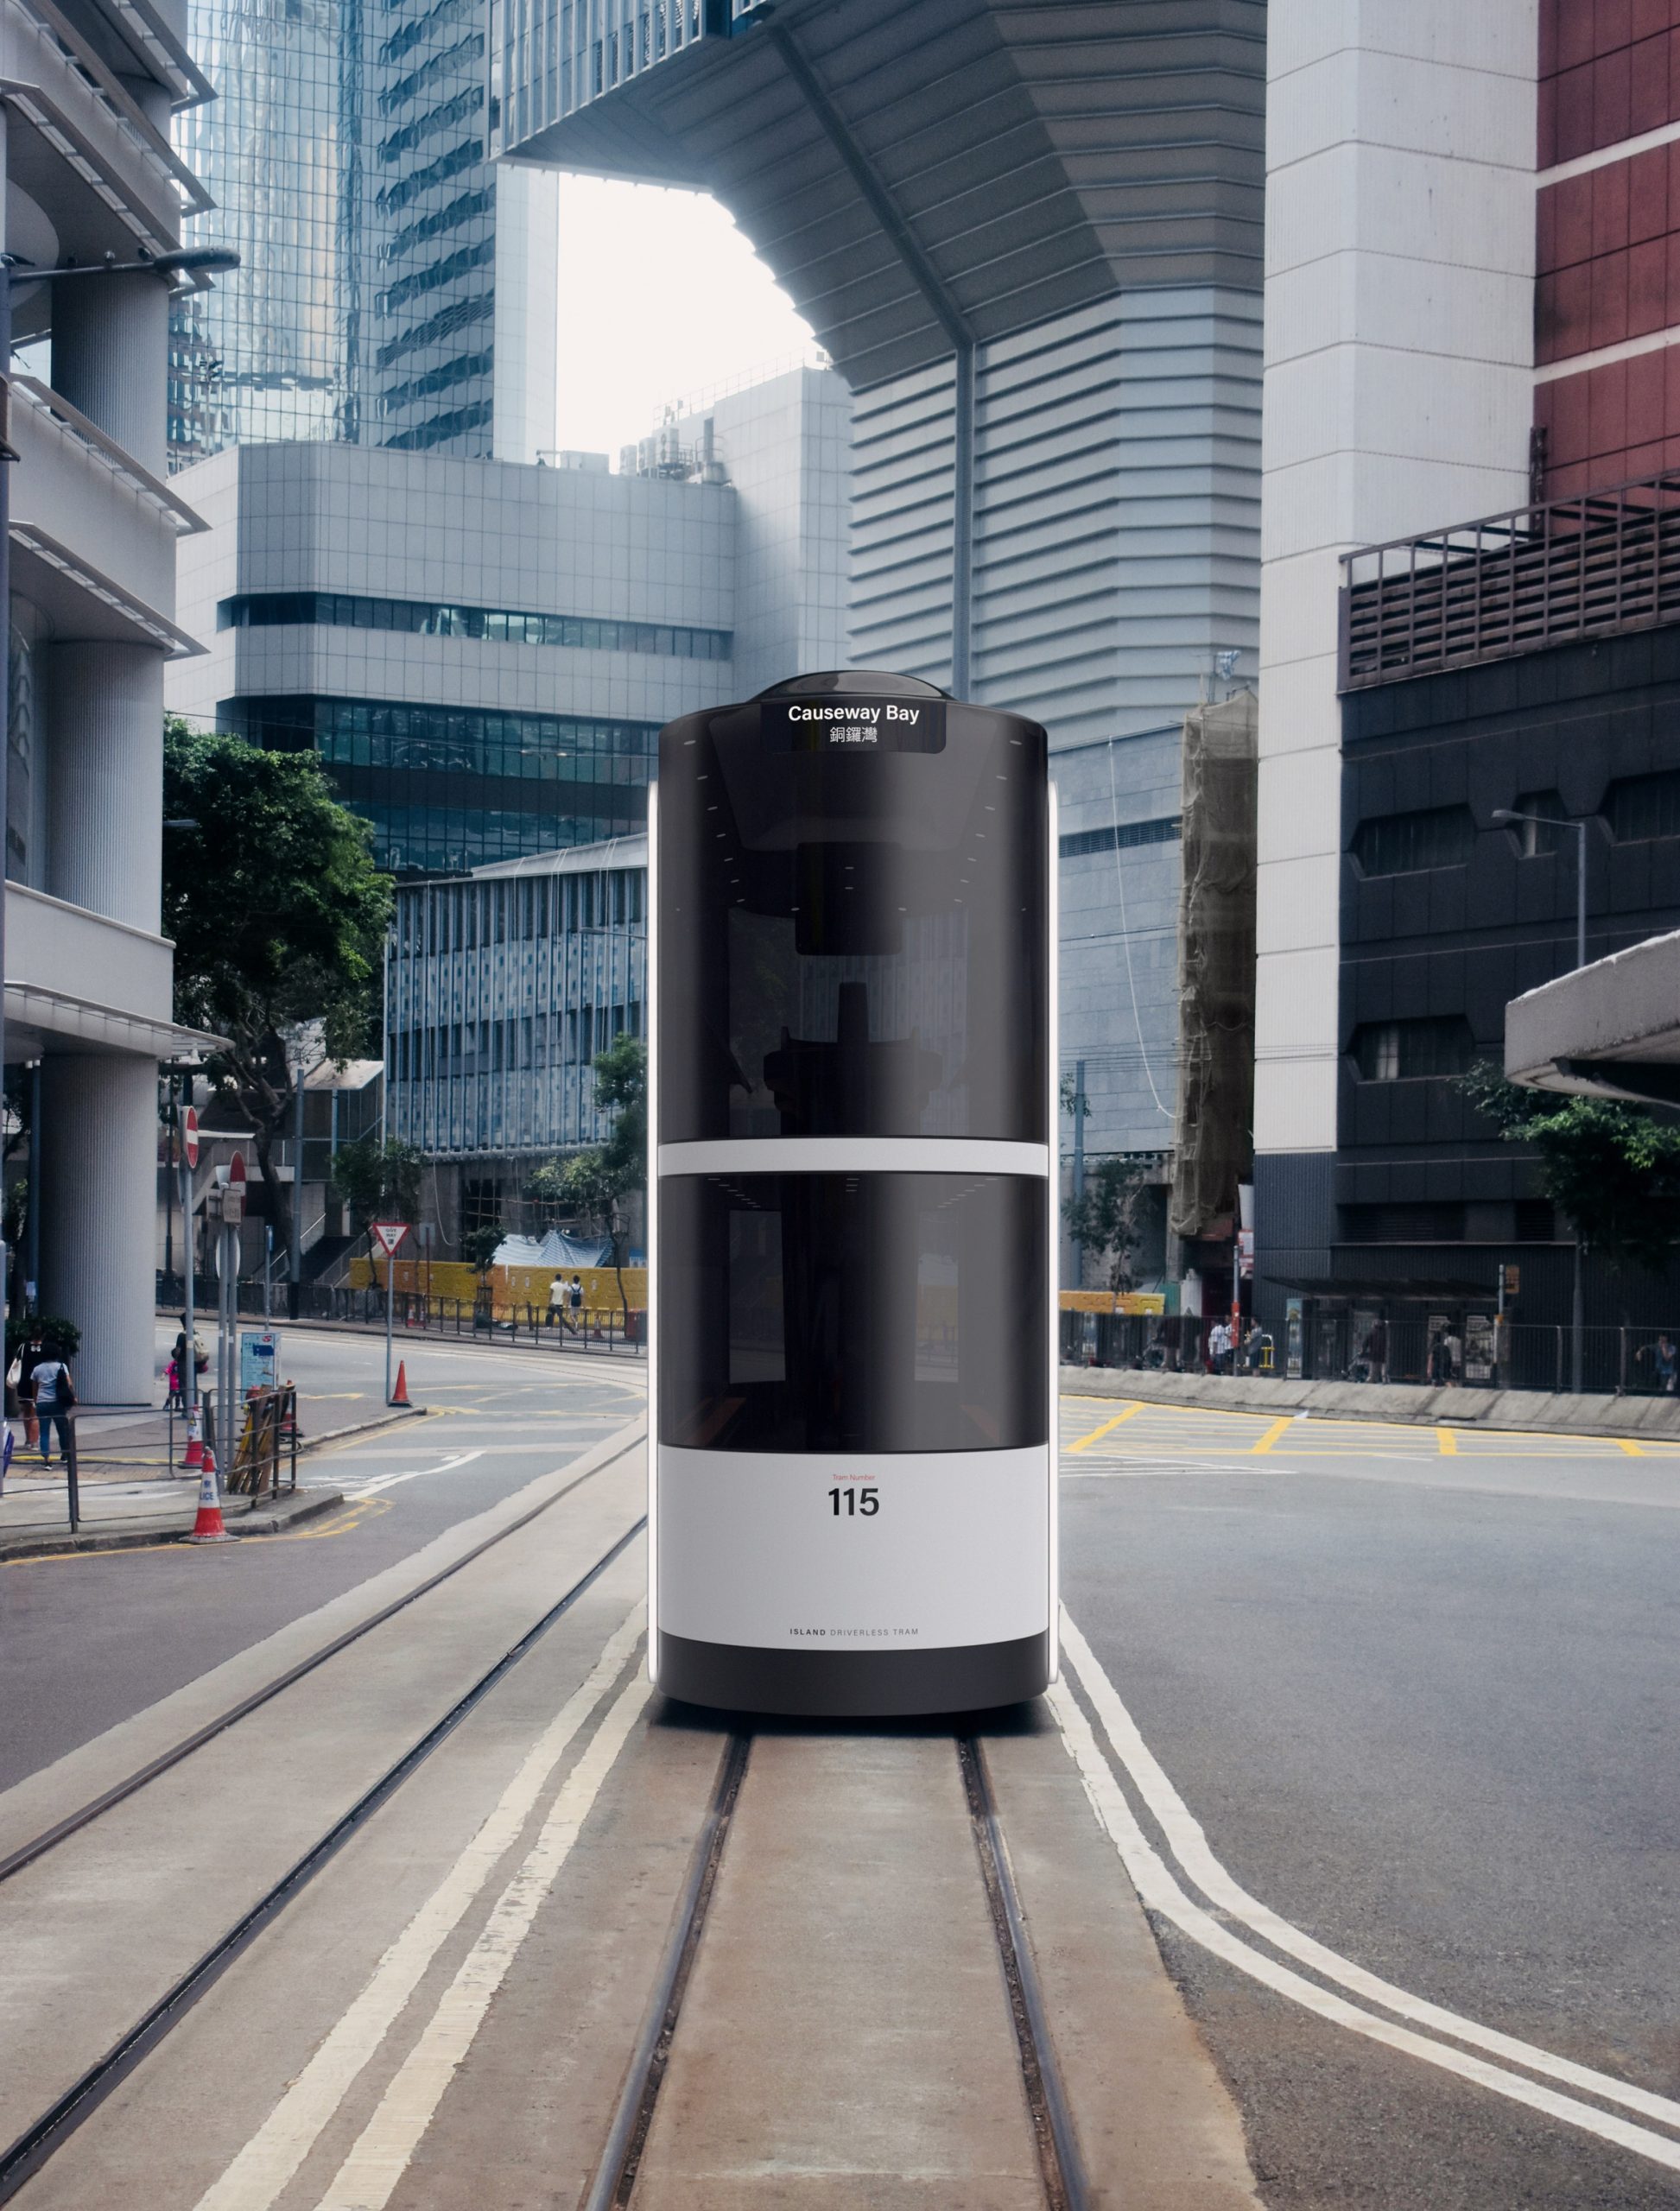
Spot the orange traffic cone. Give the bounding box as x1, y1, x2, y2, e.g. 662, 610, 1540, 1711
390, 1360, 410, 1407
185, 1444, 232, 1543
182, 1403, 204, 1471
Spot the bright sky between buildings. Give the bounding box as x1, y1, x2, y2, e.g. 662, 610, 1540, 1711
555, 175, 820, 462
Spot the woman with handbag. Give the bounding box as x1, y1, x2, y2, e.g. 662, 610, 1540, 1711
31, 1344, 76, 1465
15, 1331, 43, 1452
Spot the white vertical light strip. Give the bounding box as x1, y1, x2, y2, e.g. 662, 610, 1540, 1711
1046, 776, 1060, 1678
644, 781, 660, 1678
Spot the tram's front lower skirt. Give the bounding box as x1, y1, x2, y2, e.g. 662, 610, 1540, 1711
653, 1628, 1052, 1718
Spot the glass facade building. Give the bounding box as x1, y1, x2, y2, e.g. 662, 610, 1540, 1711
226, 693, 656, 875
170, 0, 502, 463
387, 836, 647, 1156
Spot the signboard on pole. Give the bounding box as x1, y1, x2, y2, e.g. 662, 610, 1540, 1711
183, 1106, 200, 1169
240, 1328, 281, 1393
370, 1221, 409, 1258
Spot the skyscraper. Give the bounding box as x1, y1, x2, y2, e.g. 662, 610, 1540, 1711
169, 0, 558, 463
491, 0, 1265, 1166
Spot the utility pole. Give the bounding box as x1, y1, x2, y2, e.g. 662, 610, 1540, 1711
1070, 1059, 1086, 1289
1492, 807, 1591, 1393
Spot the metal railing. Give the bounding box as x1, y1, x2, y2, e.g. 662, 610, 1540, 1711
1341, 469, 1680, 691
157, 1275, 645, 1356
1062, 1311, 1680, 1397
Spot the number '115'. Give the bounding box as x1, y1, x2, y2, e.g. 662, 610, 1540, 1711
828, 1487, 879, 1516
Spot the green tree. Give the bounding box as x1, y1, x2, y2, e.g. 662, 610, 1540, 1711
1062, 1155, 1159, 1293
330, 1135, 424, 1239
557, 1032, 647, 1318
461, 1222, 504, 1281
1458, 1062, 1680, 1277
164, 720, 392, 1264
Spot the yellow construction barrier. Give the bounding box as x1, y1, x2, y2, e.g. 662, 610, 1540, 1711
348, 1255, 646, 1322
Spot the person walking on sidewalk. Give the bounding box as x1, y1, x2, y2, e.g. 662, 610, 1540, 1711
31, 1344, 76, 1464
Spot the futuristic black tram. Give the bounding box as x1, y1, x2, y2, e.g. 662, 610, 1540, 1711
648, 670, 1056, 1716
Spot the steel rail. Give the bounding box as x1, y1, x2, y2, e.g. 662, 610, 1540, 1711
0, 1513, 648, 2204
0, 1429, 645, 1886
960, 1733, 1093, 2211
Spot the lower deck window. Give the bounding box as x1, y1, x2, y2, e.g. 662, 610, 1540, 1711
658, 1171, 1047, 1453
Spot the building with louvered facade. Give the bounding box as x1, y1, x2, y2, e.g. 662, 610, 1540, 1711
492, 0, 1266, 1174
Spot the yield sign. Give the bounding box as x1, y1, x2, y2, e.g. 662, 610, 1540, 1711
370, 1220, 409, 1258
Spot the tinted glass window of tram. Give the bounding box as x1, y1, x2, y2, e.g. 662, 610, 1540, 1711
658, 1172, 1048, 1454
657, 701, 1049, 1142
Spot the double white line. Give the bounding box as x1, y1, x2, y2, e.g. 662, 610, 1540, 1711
1053, 1609, 1680, 2172
195, 1605, 649, 2211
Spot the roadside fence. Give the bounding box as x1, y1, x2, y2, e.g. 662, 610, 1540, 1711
1062, 1309, 1680, 1396
156, 1276, 645, 1358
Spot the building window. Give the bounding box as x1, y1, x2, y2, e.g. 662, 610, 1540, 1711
1606, 769, 1680, 842
1352, 1017, 1474, 1081
218, 592, 732, 661
1058, 815, 1181, 861
1340, 1202, 1468, 1244
1506, 790, 1567, 857
1351, 807, 1476, 876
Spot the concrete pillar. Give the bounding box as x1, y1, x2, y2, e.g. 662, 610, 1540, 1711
51, 266, 169, 477
39, 1053, 158, 1403
47, 643, 163, 932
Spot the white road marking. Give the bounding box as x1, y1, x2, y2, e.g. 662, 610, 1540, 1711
311, 1664, 651, 2210
1056, 1610, 1680, 2164
333, 1451, 485, 1498
192, 1604, 645, 2211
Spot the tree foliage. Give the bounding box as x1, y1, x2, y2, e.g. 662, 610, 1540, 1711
1062, 1155, 1159, 1292
164, 720, 392, 1259
1458, 1061, 1680, 1276
545, 1032, 647, 1315
329, 1136, 424, 1229
460, 1222, 505, 1281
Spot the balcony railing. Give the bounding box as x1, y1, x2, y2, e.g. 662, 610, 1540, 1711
1340, 471, 1680, 691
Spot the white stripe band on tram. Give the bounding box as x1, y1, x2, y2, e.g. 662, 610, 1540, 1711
656, 1137, 1052, 1179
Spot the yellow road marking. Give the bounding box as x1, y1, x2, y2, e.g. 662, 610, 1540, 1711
1618, 1437, 1645, 1455
1067, 1403, 1147, 1453
1436, 1427, 1458, 1454
1250, 1416, 1293, 1454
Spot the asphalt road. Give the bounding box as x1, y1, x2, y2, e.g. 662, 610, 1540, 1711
1058, 1395, 1680, 2209
0, 1324, 645, 1792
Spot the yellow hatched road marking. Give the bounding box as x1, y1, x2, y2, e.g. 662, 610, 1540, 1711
1618, 1438, 1645, 1455
1250, 1416, 1293, 1454
1436, 1427, 1459, 1454
1067, 1403, 1146, 1453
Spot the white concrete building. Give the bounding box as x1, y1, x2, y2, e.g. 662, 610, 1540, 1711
167, 366, 851, 879
1253, 3, 1537, 1276
3, 0, 222, 1398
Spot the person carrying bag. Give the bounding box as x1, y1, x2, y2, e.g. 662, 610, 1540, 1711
32, 1348, 76, 1465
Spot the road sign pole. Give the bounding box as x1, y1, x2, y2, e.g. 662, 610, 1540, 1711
369, 1222, 410, 1405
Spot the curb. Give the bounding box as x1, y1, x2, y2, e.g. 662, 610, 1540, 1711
0, 1485, 346, 1562
1059, 1364, 1680, 1443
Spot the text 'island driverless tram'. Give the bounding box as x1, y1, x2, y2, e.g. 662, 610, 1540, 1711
650, 670, 1056, 1717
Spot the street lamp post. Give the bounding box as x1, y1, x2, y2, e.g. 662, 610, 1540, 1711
1492, 807, 1591, 1392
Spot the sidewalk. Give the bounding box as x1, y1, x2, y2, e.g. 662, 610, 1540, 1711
1060, 1362, 1680, 1440
0, 1399, 425, 1559
0, 1470, 345, 1559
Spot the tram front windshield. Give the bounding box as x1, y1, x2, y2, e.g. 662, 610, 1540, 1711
657, 700, 1049, 1144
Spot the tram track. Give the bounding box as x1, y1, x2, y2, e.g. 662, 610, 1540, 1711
580, 1726, 1092, 2211
0, 1511, 648, 2206
0, 1427, 645, 1888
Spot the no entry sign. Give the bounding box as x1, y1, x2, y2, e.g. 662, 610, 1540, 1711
183, 1106, 200, 1169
